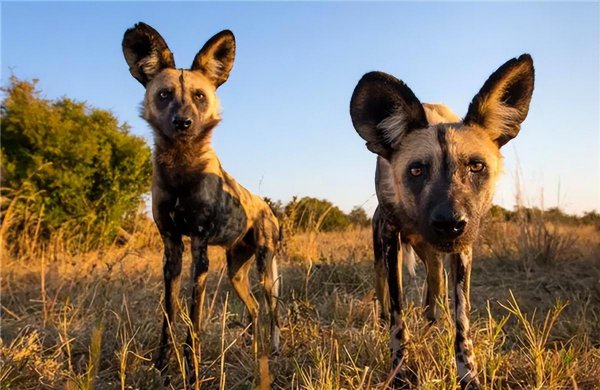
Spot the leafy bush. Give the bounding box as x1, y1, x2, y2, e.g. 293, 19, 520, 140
285, 196, 351, 232
348, 206, 371, 227
1, 77, 152, 252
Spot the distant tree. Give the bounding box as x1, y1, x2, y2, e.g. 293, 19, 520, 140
348, 206, 371, 227
580, 210, 600, 226
285, 196, 350, 232
1, 77, 152, 248
488, 204, 514, 221
543, 207, 579, 225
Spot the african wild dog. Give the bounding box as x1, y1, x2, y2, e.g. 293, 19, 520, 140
122, 22, 281, 381
350, 55, 534, 388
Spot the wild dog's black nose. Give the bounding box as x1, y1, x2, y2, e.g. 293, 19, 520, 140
431, 212, 467, 238
172, 115, 193, 131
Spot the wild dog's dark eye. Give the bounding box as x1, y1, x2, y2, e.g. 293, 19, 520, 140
194, 90, 206, 101
158, 90, 171, 100
408, 163, 425, 177
468, 161, 485, 173
410, 167, 423, 177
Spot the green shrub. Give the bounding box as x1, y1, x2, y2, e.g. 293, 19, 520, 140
1, 77, 152, 251
284, 196, 350, 232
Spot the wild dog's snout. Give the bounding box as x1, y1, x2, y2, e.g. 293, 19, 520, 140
172, 114, 193, 131
430, 206, 468, 239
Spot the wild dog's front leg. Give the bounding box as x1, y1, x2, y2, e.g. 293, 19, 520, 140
450, 249, 481, 390
372, 208, 390, 323
156, 235, 184, 373
184, 235, 210, 382
380, 229, 410, 386
424, 254, 444, 324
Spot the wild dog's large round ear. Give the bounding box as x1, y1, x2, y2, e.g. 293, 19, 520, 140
464, 54, 535, 147
122, 22, 176, 87
191, 30, 236, 88
350, 72, 428, 160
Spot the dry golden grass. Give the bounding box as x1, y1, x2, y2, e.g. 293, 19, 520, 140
1, 217, 600, 389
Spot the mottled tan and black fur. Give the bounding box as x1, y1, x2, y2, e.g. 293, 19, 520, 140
351, 55, 534, 389
122, 22, 281, 383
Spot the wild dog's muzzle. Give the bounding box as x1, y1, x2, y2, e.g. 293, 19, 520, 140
430, 206, 468, 240
424, 202, 475, 253
172, 114, 193, 132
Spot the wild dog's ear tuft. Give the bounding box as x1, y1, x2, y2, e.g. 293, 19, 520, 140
191, 30, 236, 88
464, 54, 535, 147
122, 22, 175, 86
350, 71, 428, 160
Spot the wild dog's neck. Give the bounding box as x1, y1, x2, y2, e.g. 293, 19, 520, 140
153, 124, 219, 171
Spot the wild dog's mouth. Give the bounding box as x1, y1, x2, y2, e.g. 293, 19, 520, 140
155, 118, 220, 144
171, 118, 220, 140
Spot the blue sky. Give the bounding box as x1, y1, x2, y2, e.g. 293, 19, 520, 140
2, 2, 598, 215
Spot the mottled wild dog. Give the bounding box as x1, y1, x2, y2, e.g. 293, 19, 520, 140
122, 22, 281, 380
350, 55, 534, 389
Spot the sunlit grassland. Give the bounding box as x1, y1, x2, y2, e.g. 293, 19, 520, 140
1, 217, 599, 389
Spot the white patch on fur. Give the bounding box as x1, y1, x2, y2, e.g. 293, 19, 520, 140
377, 104, 459, 149
271, 256, 281, 297
377, 111, 408, 148
139, 55, 161, 78
401, 243, 417, 277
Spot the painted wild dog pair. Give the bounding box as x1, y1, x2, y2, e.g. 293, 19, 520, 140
123, 21, 534, 389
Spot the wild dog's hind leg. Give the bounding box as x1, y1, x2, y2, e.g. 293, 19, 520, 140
450, 248, 481, 390
227, 240, 260, 354
255, 244, 281, 354
156, 235, 184, 373
254, 215, 282, 354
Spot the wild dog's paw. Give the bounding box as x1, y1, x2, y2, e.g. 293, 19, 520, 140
388, 365, 415, 389
460, 377, 482, 390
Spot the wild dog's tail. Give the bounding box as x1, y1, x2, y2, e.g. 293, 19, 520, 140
278, 224, 284, 244
401, 242, 417, 277
263, 196, 287, 260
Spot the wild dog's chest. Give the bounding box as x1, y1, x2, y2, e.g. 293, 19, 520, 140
153, 172, 247, 245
